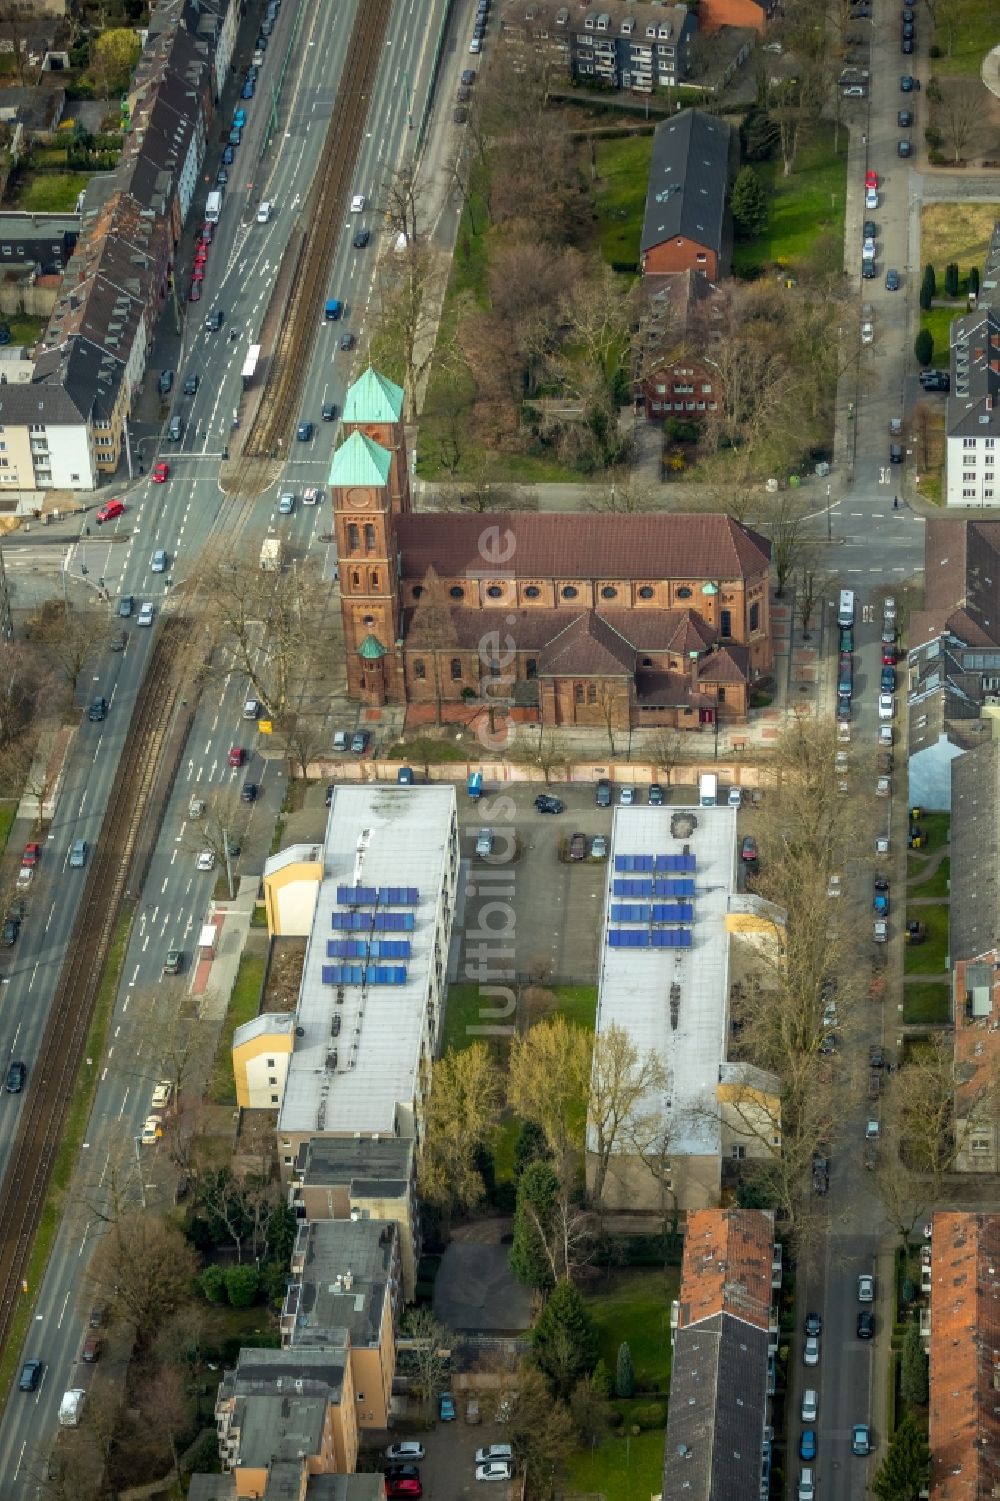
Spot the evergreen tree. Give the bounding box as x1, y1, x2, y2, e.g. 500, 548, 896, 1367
742, 108, 780, 161
871, 1413, 929, 1501
532, 1278, 600, 1397
509, 1160, 559, 1293
513, 1119, 552, 1183
919, 264, 936, 312
900, 1318, 929, 1405
591, 1357, 612, 1397
945, 261, 960, 297
224, 1264, 261, 1308
199, 1264, 226, 1303
914, 329, 933, 366
970, 265, 981, 296
730, 166, 768, 239
615, 1340, 635, 1398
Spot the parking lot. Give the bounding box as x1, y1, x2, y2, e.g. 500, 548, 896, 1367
369, 1417, 515, 1500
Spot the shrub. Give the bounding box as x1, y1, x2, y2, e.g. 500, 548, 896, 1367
945, 262, 960, 297
630, 1402, 667, 1429
970, 266, 981, 296
914, 329, 933, 366
199, 1265, 227, 1304
224, 1264, 261, 1308
616, 1341, 635, 1398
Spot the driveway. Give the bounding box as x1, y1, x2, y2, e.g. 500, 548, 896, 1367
434, 1221, 532, 1334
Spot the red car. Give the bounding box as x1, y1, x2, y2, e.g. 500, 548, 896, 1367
21, 842, 41, 867
200, 222, 214, 244
228, 745, 245, 767
153, 462, 170, 483
386, 1483, 422, 1501
865, 169, 878, 188
96, 497, 125, 524
882, 645, 898, 666
191, 265, 205, 282
189, 281, 202, 302
194, 245, 208, 265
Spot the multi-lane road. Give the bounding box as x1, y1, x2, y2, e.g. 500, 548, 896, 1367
0, 0, 451, 1488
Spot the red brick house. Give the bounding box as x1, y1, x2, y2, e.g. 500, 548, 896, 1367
331, 370, 773, 733
641, 110, 732, 282
637, 271, 724, 423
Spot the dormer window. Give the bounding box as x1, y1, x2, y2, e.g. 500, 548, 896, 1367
585, 12, 594, 26
621, 17, 633, 32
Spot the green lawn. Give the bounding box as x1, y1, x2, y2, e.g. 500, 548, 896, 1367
919, 306, 959, 367
902, 981, 951, 1025
564, 1427, 665, 1501
441, 982, 598, 1054
593, 134, 652, 268
11, 172, 92, 212
587, 1268, 678, 1391
903, 902, 950, 976
911, 812, 949, 854
208, 951, 267, 1104
908, 857, 950, 900
930, 0, 1000, 77
0, 799, 16, 853
731, 127, 847, 276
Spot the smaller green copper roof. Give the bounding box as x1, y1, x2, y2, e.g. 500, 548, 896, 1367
358, 634, 387, 661
343, 367, 405, 425
328, 429, 392, 489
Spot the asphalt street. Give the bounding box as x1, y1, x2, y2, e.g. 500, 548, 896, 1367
0, 0, 448, 1488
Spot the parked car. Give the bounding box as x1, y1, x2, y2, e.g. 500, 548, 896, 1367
857, 1309, 875, 1339
648, 783, 665, 805
852, 1423, 872, 1456
591, 835, 608, 859
438, 1393, 456, 1421
534, 793, 564, 814
569, 832, 587, 861
802, 1389, 818, 1422
800, 1430, 817, 1461
475, 828, 494, 858
595, 778, 612, 807
804, 1311, 822, 1337
351, 730, 369, 754
385, 1444, 425, 1463
803, 1334, 820, 1366
798, 1469, 815, 1501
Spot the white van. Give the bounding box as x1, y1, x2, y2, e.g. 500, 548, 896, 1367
699, 773, 718, 807
257, 200, 272, 223
838, 588, 855, 627
59, 1389, 86, 1427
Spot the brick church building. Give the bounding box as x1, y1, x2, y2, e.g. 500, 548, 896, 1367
329, 369, 773, 732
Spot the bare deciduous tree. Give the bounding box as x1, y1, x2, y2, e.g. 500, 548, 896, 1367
588, 1022, 669, 1205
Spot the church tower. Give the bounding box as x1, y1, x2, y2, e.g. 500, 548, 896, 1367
329, 370, 409, 705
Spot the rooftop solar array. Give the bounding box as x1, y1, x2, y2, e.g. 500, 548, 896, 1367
326, 885, 421, 984
608, 854, 695, 949
321, 964, 408, 986
331, 911, 416, 931
326, 939, 412, 959
336, 884, 420, 907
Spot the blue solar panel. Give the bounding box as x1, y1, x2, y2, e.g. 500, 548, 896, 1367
658, 853, 696, 872
374, 912, 415, 932
611, 904, 651, 923
615, 854, 655, 873
651, 903, 694, 923
612, 878, 654, 898
323, 963, 364, 985
378, 886, 419, 906
657, 878, 695, 897
607, 929, 649, 948
327, 939, 367, 958
650, 928, 693, 948
370, 940, 412, 959
336, 884, 377, 906
331, 911, 372, 931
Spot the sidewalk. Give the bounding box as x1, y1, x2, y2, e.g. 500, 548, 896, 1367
194, 876, 259, 1023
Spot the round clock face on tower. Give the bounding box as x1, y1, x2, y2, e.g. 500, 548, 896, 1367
345, 487, 374, 509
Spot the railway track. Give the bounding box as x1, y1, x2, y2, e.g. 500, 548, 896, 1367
245, 0, 393, 458
0, 487, 262, 1366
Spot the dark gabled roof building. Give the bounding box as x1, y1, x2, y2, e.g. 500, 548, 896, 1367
663, 1207, 779, 1501
641, 109, 732, 282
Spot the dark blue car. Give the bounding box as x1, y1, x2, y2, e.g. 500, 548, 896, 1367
800, 1430, 817, 1461
242, 79, 255, 98
881, 666, 896, 693
222, 144, 235, 165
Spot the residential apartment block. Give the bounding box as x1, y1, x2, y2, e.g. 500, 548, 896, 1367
281, 1218, 402, 1430
928, 1212, 1000, 1497
662, 1207, 781, 1501
906, 519, 1000, 810
289, 1135, 419, 1302
499, 0, 695, 95
636, 271, 724, 423
237, 785, 459, 1171
946, 222, 1000, 507
588, 803, 783, 1211
0, 0, 237, 496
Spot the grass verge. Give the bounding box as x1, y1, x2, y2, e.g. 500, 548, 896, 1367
731, 126, 847, 276
0, 903, 134, 1407
207, 951, 268, 1104
919, 305, 960, 365
908, 856, 950, 899
903, 902, 950, 976
0, 799, 16, 854
911, 811, 949, 854
902, 981, 951, 1025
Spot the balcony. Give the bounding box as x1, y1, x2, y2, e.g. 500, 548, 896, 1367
771, 1243, 782, 1289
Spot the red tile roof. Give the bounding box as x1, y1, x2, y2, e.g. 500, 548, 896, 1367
538, 613, 635, 677
912, 519, 1000, 648
677, 1208, 775, 1333
395, 513, 771, 583
929, 1211, 1000, 1501
406, 606, 724, 661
